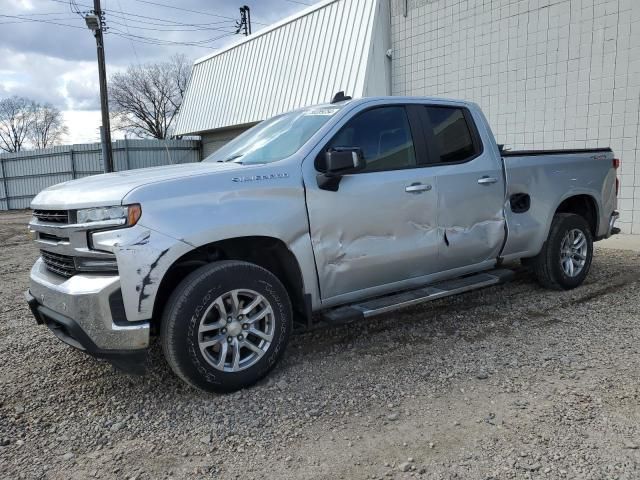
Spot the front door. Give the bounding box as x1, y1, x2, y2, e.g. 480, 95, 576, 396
304, 105, 441, 301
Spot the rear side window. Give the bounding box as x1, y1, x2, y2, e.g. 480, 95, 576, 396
424, 107, 479, 163
325, 106, 416, 173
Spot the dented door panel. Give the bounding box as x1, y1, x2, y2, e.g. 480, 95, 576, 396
306, 169, 440, 300
435, 160, 506, 270
431, 106, 507, 271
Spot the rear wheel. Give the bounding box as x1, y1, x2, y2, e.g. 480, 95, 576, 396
161, 260, 292, 393
530, 213, 593, 290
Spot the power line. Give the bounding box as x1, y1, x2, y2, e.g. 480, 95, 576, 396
2, 11, 78, 16
0, 14, 86, 29
129, 0, 268, 25
31, 0, 243, 48
107, 28, 235, 48
49, 0, 93, 9
0, 15, 78, 24
114, 0, 140, 65
69, 0, 86, 17
105, 11, 232, 28
105, 14, 235, 32
97, 7, 236, 29
107, 18, 234, 33
51, 0, 255, 29
108, 32, 233, 49
0, 19, 76, 25
285, 0, 313, 5
116, 29, 236, 46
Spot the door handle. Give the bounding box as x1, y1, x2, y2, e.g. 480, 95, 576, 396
477, 176, 498, 185
405, 183, 432, 193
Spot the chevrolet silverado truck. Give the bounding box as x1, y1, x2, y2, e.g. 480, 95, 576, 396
25, 95, 620, 392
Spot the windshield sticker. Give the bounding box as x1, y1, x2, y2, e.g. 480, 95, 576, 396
303, 108, 340, 116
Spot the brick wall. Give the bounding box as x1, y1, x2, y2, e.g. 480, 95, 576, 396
390, 0, 640, 233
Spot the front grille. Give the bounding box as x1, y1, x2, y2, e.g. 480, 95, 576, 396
33, 209, 69, 224
39, 232, 69, 243
41, 250, 77, 278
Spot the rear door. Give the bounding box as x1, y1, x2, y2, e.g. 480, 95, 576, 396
419, 105, 506, 270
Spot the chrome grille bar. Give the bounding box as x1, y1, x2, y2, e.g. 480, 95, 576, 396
40, 250, 76, 278
33, 209, 69, 224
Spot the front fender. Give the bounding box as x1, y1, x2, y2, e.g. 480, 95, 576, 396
121, 166, 321, 309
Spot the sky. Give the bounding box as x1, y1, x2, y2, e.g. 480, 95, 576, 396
0, 0, 317, 144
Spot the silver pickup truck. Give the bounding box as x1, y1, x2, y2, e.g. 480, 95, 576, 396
25, 96, 620, 392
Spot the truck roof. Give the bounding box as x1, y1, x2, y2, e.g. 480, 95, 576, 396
331, 95, 478, 109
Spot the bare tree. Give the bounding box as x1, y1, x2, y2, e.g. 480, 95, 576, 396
29, 104, 68, 149
109, 54, 192, 139
0, 96, 36, 153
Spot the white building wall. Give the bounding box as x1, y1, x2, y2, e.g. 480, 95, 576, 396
390, 0, 640, 234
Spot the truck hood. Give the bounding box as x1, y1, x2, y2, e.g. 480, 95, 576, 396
31, 162, 244, 210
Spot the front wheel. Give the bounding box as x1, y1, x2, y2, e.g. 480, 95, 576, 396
161, 260, 293, 393
529, 213, 594, 290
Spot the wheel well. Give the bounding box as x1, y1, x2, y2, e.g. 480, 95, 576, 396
555, 195, 598, 236
151, 236, 307, 333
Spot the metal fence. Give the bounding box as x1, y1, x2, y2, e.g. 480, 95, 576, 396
0, 139, 201, 210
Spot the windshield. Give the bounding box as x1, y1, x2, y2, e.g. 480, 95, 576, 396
204, 104, 345, 165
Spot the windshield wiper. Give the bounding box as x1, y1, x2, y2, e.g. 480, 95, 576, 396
218, 154, 244, 163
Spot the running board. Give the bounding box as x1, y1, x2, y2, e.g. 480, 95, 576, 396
322, 268, 515, 324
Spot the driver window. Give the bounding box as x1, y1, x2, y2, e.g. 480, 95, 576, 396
325, 106, 416, 173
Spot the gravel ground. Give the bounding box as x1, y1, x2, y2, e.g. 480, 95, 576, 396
1, 210, 639, 480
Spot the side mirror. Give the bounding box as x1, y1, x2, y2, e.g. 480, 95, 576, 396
325, 147, 366, 175
318, 147, 366, 191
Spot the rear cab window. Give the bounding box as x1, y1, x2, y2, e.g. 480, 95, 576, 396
421, 106, 483, 165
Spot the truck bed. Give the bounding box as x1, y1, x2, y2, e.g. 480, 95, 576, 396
499, 146, 617, 261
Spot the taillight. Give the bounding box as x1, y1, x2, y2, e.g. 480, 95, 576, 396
613, 158, 620, 196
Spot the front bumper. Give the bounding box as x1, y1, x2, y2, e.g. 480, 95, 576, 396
26, 258, 150, 374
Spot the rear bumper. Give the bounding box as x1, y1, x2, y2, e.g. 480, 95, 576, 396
596, 211, 620, 240
598, 210, 620, 240
26, 258, 150, 374
608, 211, 621, 236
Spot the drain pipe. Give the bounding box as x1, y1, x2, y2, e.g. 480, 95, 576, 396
404, 0, 408, 17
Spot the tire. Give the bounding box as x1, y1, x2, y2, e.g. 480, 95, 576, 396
530, 213, 593, 290
161, 260, 292, 393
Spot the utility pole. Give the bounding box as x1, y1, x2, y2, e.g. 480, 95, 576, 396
235, 6, 251, 36
85, 0, 114, 173
245, 6, 251, 35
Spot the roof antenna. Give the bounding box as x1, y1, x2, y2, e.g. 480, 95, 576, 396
331, 91, 352, 104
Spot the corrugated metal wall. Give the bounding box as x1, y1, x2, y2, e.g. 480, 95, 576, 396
0, 139, 200, 210
201, 125, 254, 158
175, 0, 381, 136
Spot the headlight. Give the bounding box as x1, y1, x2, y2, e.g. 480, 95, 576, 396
76, 204, 141, 226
